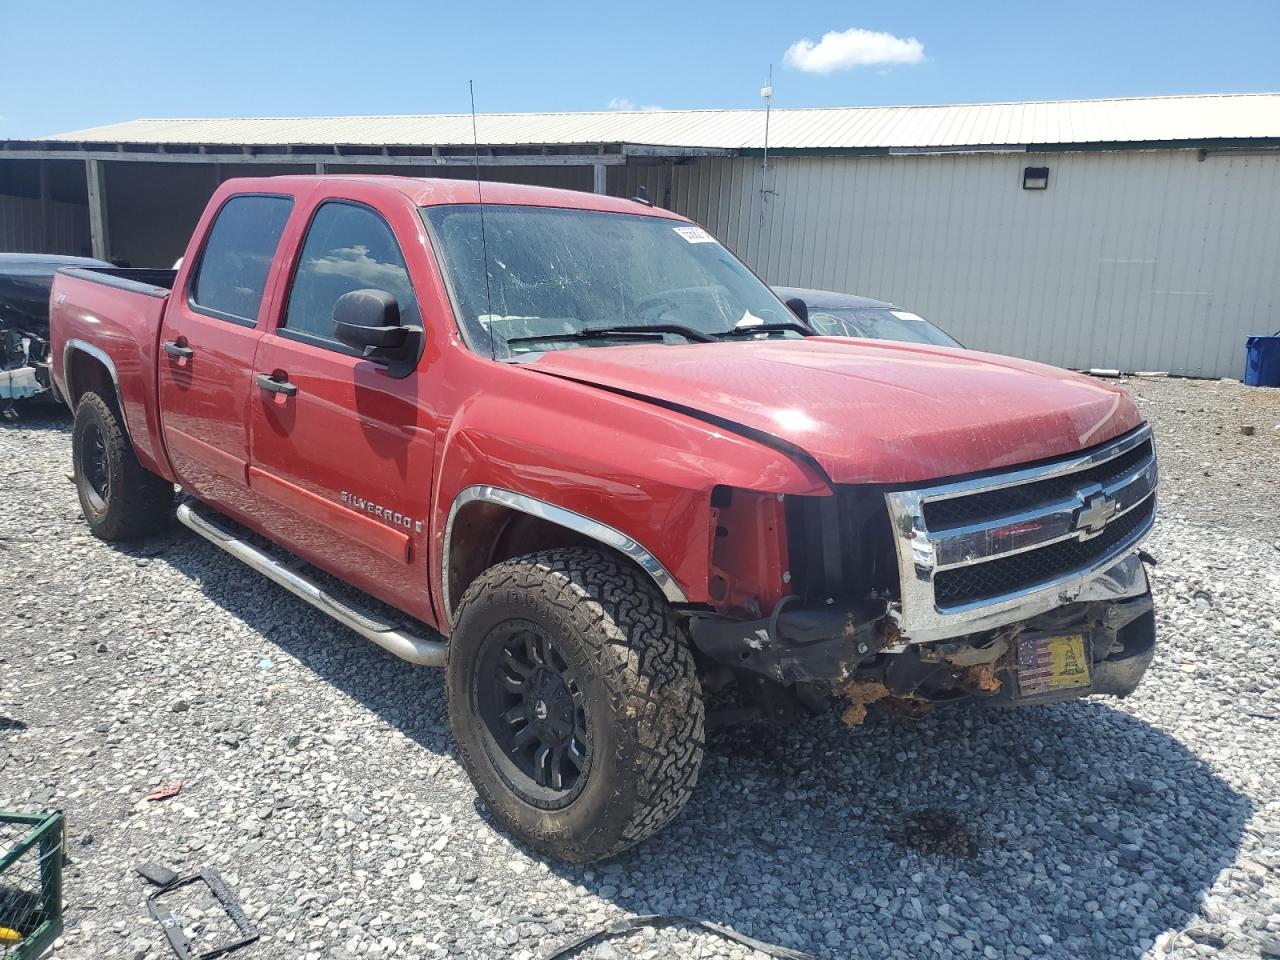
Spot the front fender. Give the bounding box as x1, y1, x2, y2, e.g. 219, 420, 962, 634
432, 368, 828, 617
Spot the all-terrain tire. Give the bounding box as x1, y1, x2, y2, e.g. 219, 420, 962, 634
447, 548, 704, 862
72, 391, 173, 541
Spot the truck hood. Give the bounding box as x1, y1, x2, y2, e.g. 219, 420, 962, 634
527, 338, 1144, 485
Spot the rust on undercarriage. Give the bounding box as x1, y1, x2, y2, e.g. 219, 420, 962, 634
962, 661, 1004, 693
837, 679, 891, 727
837, 638, 1010, 726
923, 634, 1012, 694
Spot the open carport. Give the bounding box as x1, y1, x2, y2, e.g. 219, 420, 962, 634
3, 94, 1279, 377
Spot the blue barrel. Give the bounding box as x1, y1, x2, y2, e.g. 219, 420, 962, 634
1244, 333, 1280, 387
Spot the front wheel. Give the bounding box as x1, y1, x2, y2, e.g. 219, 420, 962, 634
447, 548, 704, 862
72, 391, 173, 541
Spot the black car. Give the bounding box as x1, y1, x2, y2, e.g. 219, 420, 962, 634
774, 285, 963, 348
1, 253, 111, 415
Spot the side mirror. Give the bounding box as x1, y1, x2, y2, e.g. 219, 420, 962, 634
784, 297, 809, 324
332, 288, 423, 378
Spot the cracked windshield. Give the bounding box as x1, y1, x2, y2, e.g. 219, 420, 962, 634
423, 204, 797, 356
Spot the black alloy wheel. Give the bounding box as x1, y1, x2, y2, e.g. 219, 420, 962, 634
474, 620, 590, 807
446, 548, 705, 862
78, 420, 111, 514
71, 391, 174, 541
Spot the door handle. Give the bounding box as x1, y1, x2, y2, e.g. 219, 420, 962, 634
256, 373, 297, 397
163, 340, 193, 359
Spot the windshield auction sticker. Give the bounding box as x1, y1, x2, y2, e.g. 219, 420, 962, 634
673, 226, 716, 243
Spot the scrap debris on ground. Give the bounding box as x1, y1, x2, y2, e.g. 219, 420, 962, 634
1, 377, 1279, 960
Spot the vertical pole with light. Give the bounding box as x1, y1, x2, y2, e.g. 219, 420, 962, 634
759, 65, 773, 237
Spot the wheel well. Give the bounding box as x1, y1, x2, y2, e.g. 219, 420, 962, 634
66, 350, 117, 409
446, 503, 597, 619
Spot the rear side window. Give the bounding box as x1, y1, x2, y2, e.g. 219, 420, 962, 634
282, 201, 420, 347
190, 195, 293, 325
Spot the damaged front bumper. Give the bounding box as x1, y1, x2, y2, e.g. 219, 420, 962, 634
689, 552, 1156, 715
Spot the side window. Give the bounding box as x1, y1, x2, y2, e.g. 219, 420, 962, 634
190, 195, 293, 324
282, 202, 420, 347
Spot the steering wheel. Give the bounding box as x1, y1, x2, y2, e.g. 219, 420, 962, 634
633, 285, 724, 321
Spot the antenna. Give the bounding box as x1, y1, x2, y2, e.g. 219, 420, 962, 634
470, 80, 497, 360
759, 65, 773, 232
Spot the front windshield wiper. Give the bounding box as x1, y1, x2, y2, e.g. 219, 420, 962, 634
713, 321, 814, 338
506, 323, 716, 348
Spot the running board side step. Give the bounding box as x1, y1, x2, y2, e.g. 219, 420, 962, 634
176, 501, 447, 666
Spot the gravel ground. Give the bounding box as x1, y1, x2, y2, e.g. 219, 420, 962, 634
2, 377, 1278, 960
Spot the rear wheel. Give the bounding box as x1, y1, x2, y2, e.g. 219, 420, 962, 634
72, 391, 173, 541
447, 548, 704, 862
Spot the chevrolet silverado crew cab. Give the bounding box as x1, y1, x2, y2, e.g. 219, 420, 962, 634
49, 175, 1158, 862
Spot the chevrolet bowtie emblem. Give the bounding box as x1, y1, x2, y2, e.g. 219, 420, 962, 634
1074, 490, 1118, 537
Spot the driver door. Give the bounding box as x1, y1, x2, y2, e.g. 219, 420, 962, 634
246, 198, 437, 621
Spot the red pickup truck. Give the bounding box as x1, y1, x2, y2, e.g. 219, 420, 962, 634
49, 175, 1158, 862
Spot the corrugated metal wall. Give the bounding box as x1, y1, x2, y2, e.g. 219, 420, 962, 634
620, 150, 1280, 378
0, 194, 90, 255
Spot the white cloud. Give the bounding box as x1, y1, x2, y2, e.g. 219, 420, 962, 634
607, 97, 664, 112
784, 27, 925, 74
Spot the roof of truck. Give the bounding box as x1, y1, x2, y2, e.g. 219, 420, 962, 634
226, 174, 687, 218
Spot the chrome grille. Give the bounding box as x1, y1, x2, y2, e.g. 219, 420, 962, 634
884, 425, 1157, 642
922, 438, 1154, 531
932, 496, 1155, 607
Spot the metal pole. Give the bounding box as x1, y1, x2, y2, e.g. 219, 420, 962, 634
760, 65, 773, 231
37, 161, 50, 252
85, 158, 110, 261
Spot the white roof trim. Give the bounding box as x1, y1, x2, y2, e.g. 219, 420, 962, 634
33, 94, 1280, 152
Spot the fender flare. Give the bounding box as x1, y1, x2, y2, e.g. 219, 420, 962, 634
62, 339, 133, 439
62, 337, 123, 409
441, 484, 688, 625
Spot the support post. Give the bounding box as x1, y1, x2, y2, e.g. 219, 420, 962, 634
592, 162, 607, 194
37, 161, 50, 252
315, 161, 326, 174
85, 158, 110, 261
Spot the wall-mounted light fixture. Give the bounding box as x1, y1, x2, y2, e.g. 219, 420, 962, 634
1023, 166, 1050, 190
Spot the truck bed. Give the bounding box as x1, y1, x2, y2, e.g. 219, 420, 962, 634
49, 266, 178, 480
58, 266, 177, 295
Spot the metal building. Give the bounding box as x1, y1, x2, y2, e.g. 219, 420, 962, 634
2, 93, 1278, 376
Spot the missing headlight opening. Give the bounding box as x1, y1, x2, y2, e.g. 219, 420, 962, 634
692, 432, 1157, 730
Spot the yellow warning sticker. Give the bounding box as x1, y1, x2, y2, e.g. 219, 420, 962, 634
1017, 633, 1091, 696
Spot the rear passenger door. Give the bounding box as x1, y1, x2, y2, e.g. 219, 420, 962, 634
158, 193, 293, 516
247, 198, 437, 621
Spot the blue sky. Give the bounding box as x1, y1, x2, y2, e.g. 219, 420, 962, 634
2, 0, 1278, 137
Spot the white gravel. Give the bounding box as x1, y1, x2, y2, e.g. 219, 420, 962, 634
2, 377, 1279, 960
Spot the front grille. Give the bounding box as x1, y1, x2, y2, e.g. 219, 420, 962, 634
924, 438, 1153, 530
884, 425, 1158, 639
933, 496, 1154, 607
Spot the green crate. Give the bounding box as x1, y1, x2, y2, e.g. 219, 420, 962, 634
0, 812, 64, 960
